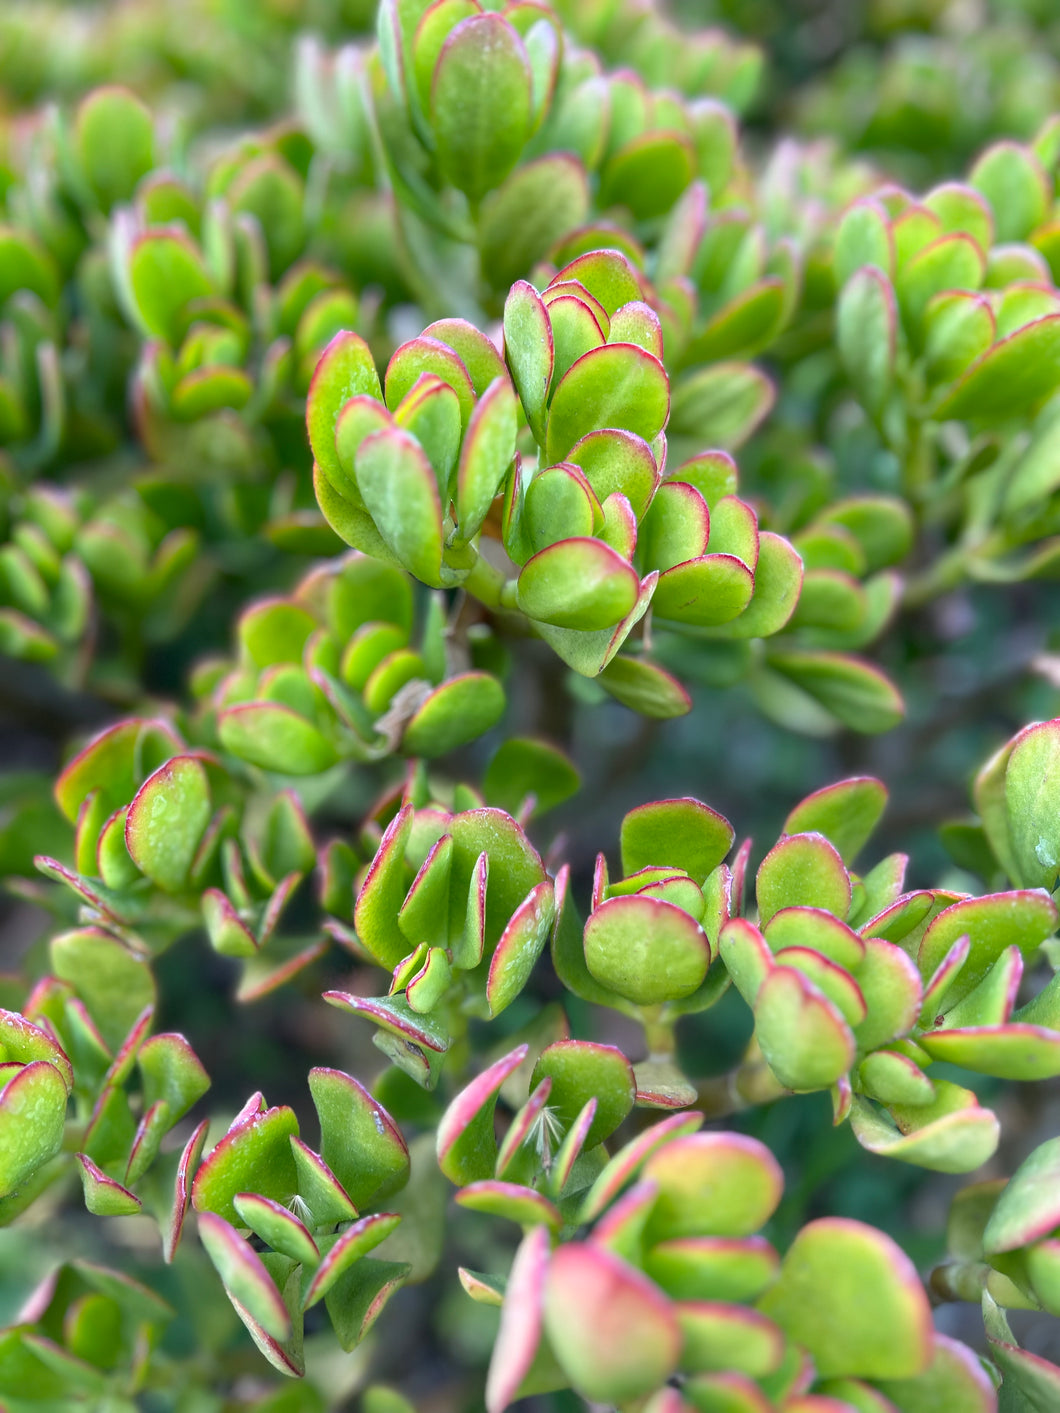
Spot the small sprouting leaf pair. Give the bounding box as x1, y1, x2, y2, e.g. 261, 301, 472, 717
191, 1069, 410, 1374
325, 798, 552, 1086
210, 554, 506, 767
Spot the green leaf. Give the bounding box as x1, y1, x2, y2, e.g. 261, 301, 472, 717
191, 1104, 299, 1224
756, 832, 850, 927
402, 673, 506, 756
545, 343, 669, 464
783, 777, 887, 866
759, 1218, 932, 1379
51, 930, 156, 1053
597, 656, 692, 718
75, 87, 155, 210
308, 1067, 409, 1209
600, 131, 696, 221
668, 363, 774, 450
456, 376, 517, 541
76, 1153, 142, 1217
834, 198, 894, 284
837, 266, 896, 416
0, 1061, 68, 1199
307, 330, 384, 492
653, 554, 755, 627
128, 232, 213, 345
436, 1045, 528, 1184
504, 280, 553, 446
983, 1137, 1060, 1254
643, 1131, 783, 1241
517, 538, 640, 630
356, 428, 445, 586
487, 880, 556, 1015
218, 703, 338, 775
584, 895, 711, 1005
432, 14, 532, 202
483, 739, 580, 817
197, 1211, 290, 1341
850, 1086, 1000, 1173
125, 754, 211, 893
530, 1040, 635, 1149
766, 651, 905, 734
544, 1243, 682, 1404
480, 156, 590, 290
935, 315, 1060, 423
970, 140, 1050, 243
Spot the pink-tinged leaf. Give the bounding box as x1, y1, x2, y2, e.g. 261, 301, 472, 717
850, 1086, 1000, 1173
683, 1373, 771, 1412
54, 717, 181, 824
783, 777, 888, 866
191, 1104, 299, 1223
0, 1009, 73, 1091
676, 1300, 784, 1377
653, 553, 755, 627
775, 948, 867, 1026
496, 1078, 552, 1179
759, 1217, 932, 1380
531, 1039, 636, 1148
460, 1267, 506, 1305
303, 1211, 402, 1307
198, 1211, 290, 1341
517, 536, 641, 631
578, 1111, 705, 1223
983, 1136, 1060, 1253
585, 894, 711, 1005
644, 1235, 780, 1304
707, 495, 759, 571
545, 343, 669, 465
544, 1242, 682, 1402
620, 797, 734, 885
437, 1045, 529, 1183
321, 992, 449, 1087
139, 1032, 210, 1124
125, 755, 211, 893
504, 279, 553, 446
917, 891, 1057, 1004
164, 1118, 209, 1262
235, 937, 328, 1004
874, 1332, 997, 1412
860, 891, 935, 944
765, 907, 865, 971
487, 879, 556, 1017
355, 427, 445, 586
756, 832, 851, 928
643, 1132, 784, 1242
233, 1192, 319, 1267
76, 1153, 142, 1216
486, 1224, 551, 1413
354, 803, 415, 969
289, 1136, 359, 1227
125, 1099, 169, 1184
456, 1179, 561, 1231
202, 888, 258, 957
754, 965, 855, 1092
308, 1066, 409, 1209
103, 1005, 155, 1088
919, 933, 972, 1025
422, 318, 508, 398
324, 1256, 410, 1352
590, 1178, 659, 1260
456, 375, 518, 541
546, 1097, 597, 1198
850, 937, 922, 1052
717, 919, 773, 1006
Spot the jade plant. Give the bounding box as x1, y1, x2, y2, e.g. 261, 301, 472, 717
6, 0, 1060, 1409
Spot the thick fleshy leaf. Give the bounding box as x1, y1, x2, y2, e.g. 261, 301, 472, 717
517, 537, 639, 630
530, 1040, 635, 1149
677, 1301, 783, 1378
765, 909, 864, 971
191, 1105, 299, 1224
354, 804, 414, 968
456, 377, 517, 541
487, 880, 556, 1016
766, 652, 905, 734
402, 673, 506, 757
643, 1133, 782, 1242
917, 892, 1057, 1005
197, 1212, 290, 1341
983, 1137, 1060, 1254
874, 1332, 997, 1413
759, 1218, 931, 1380
308, 1068, 409, 1209
0, 1061, 68, 1198
850, 1087, 1000, 1173
233, 1192, 319, 1267
936, 315, 1060, 422
218, 703, 337, 775
620, 798, 733, 885
486, 1224, 550, 1413
598, 656, 692, 719
783, 779, 887, 866
303, 1212, 402, 1307
483, 739, 580, 818
163, 1118, 209, 1262
138, 1033, 209, 1123
504, 280, 553, 445
653, 553, 755, 627
644, 1236, 779, 1304
545, 344, 669, 465
289, 1137, 358, 1227
432, 16, 532, 202
754, 966, 855, 1091
325, 1256, 411, 1352
852, 937, 922, 1052
721, 532, 803, 640
756, 833, 850, 928
569, 429, 659, 520
306, 331, 383, 492
437, 1045, 528, 1184
124, 755, 211, 893
128, 232, 213, 344
356, 428, 445, 587
480, 156, 590, 291
584, 895, 711, 1005
544, 1243, 682, 1403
